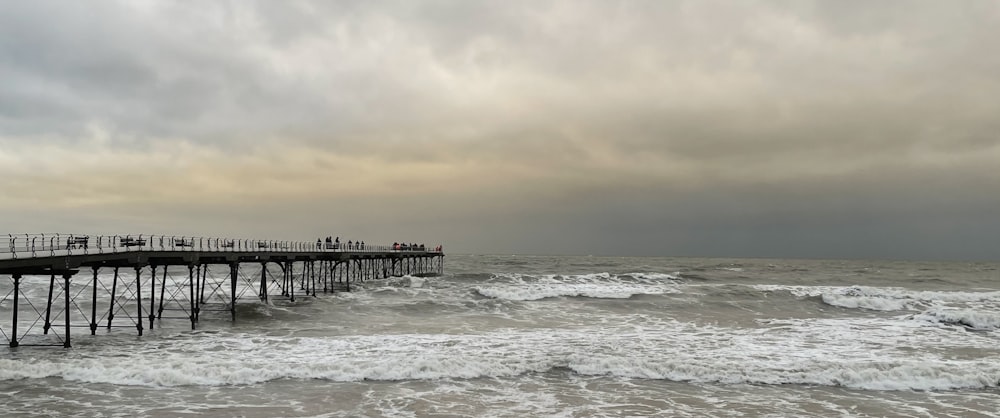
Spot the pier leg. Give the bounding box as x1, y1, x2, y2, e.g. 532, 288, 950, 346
289, 262, 295, 302
107, 267, 119, 329
311, 261, 317, 296
188, 265, 196, 330
199, 265, 208, 306
63, 274, 71, 348
148, 265, 157, 330
90, 267, 98, 335
259, 262, 268, 303
43, 273, 55, 334
230, 263, 237, 321
279, 263, 287, 296
135, 267, 143, 336
158, 266, 167, 319
300, 262, 306, 291
195, 265, 202, 322
10, 274, 21, 347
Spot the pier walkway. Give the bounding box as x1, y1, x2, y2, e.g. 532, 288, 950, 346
0, 234, 444, 348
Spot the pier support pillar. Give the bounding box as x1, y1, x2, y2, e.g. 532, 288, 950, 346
230, 263, 238, 321
148, 265, 157, 330
188, 265, 196, 330
63, 273, 71, 348
43, 273, 55, 334
259, 262, 268, 303
107, 267, 119, 329
90, 267, 99, 335
289, 262, 295, 302
158, 265, 168, 319
135, 266, 143, 336
10, 274, 21, 347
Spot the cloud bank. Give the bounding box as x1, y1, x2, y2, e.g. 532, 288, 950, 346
2, 1, 999, 259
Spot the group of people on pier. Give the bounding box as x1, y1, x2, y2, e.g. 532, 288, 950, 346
313, 237, 440, 252
393, 243, 442, 252
318, 236, 365, 250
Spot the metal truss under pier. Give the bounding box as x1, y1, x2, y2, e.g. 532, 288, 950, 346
0, 234, 444, 348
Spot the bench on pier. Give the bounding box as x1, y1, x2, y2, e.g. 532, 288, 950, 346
66, 236, 90, 249
120, 237, 146, 247
257, 242, 269, 249
221, 241, 235, 248
174, 239, 193, 247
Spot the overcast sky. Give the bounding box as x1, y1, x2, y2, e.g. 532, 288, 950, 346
2, 1, 999, 260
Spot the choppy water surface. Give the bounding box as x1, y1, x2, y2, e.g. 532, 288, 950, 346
2, 255, 1000, 417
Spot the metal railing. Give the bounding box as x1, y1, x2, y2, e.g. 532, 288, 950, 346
1, 233, 442, 261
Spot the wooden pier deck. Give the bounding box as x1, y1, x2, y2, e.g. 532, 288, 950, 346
0, 234, 444, 348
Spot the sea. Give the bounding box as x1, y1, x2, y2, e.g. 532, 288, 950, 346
2, 254, 1000, 417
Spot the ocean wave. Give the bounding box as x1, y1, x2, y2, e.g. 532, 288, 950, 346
911, 308, 1000, 330
3, 323, 997, 391
473, 272, 682, 300
753, 285, 1000, 312
565, 357, 1000, 391
488, 272, 680, 284
3, 345, 995, 392
474, 283, 679, 301
820, 293, 912, 311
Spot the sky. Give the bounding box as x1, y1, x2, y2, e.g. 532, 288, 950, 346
1, 1, 999, 260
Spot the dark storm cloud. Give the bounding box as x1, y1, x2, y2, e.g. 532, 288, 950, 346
1, 0, 999, 259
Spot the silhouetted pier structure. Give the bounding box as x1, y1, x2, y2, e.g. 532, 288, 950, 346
0, 234, 444, 348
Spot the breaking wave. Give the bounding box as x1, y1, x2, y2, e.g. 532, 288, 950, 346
753, 285, 1000, 312
474, 272, 681, 301
2, 326, 996, 391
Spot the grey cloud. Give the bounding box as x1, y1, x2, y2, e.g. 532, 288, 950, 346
1, 1, 999, 259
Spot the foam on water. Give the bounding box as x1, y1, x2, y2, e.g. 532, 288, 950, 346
753, 284, 1000, 312
475, 272, 681, 301
912, 308, 1000, 330
4, 256, 1000, 417
2, 317, 996, 391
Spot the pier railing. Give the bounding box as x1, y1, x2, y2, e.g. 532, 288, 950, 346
2, 233, 441, 260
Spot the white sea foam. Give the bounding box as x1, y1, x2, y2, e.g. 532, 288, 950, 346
820, 293, 911, 311
2, 319, 997, 391
912, 308, 1000, 330
475, 272, 682, 300
626, 272, 682, 282
752, 284, 1000, 312
475, 283, 678, 301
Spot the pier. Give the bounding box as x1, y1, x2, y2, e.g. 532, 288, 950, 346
0, 234, 444, 348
